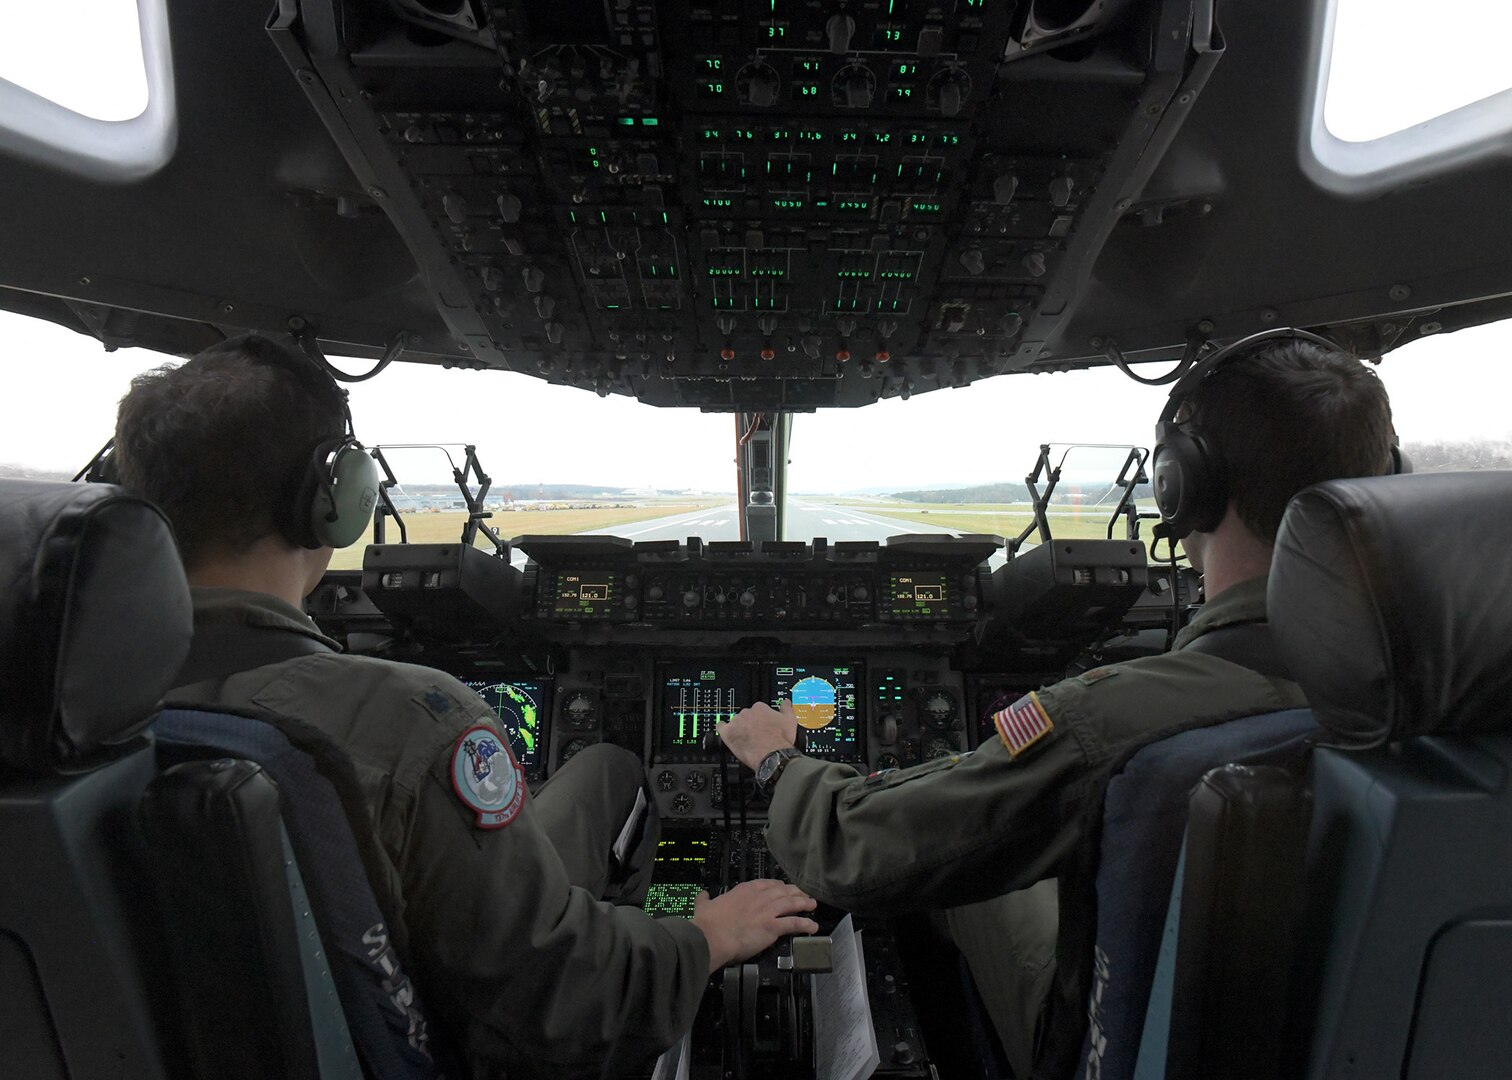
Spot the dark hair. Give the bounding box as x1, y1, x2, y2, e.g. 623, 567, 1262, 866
113, 334, 347, 567
1185, 340, 1395, 542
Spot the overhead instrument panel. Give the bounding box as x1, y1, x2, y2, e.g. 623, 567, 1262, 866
262, 0, 1218, 408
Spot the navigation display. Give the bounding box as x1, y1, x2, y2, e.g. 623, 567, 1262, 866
643, 830, 712, 919
770, 663, 861, 761
887, 572, 950, 619
553, 571, 615, 618
463, 680, 549, 778
659, 665, 750, 755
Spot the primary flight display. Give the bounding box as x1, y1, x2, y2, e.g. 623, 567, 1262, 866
772, 663, 861, 761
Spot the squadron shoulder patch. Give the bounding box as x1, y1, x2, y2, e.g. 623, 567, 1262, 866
450, 725, 525, 829
993, 692, 1055, 759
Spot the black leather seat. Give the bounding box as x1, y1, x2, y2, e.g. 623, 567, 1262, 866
0, 479, 419, 1079
0, 479, 192, 1079
1134, 472, 1512, 1079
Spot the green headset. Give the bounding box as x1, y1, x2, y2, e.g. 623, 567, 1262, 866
276, 345, 380, 550
1151, 327, 1407, 540
216, 333, 381, 551
83, 335, 379, 550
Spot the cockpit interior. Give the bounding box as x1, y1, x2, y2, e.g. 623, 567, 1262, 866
2, 0, 1512, 1078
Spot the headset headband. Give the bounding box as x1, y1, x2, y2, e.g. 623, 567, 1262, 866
1158, 327, 1343, 426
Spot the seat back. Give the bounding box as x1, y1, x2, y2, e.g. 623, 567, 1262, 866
1075, 708, 1318, 1080
141, 752, 357, 1080
152, 707, 441, 1080
0, 479, 438, 1080
0, 480, 192, 1078
1292, 736, 1512, 1078
1139, 473, 1512, 1079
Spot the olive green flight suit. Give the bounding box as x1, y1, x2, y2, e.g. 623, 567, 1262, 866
174, 588, 708, 1080
763, 576, 1307, 1078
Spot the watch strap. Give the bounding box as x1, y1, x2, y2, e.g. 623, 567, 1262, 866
756, 746, 801, 797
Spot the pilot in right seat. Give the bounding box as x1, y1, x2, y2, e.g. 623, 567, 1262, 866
111, 332, 820, 1080
718, 332, 1399, 1079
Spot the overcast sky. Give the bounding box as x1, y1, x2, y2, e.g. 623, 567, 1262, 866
1, 0, 1509, 491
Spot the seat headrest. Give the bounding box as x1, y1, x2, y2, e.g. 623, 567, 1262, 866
0, 480, 191, 772
1269, 473, 1512, 747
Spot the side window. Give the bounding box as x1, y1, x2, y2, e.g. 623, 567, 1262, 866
0, 0, 175, 181
1307, 0, 1512, 196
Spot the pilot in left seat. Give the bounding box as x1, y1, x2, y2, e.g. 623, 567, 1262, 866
111, 333, 818, 1079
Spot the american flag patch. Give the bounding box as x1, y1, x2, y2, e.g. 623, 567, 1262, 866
993, 692, 1055, 759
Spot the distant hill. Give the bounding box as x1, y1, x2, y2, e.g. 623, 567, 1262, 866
0, 463, 72, 481
841, 482, 978, 496
890, 481, 1035, 504
386, 483, 631, 505
890, 479, 1152, 504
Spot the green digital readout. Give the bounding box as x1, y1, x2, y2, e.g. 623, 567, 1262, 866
554, 571, 615, 618
888, 573, 950, 618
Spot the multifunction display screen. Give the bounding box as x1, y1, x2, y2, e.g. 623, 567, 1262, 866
643, 830, 713, 919
770, 663, 861, 761
553, 571, 615, 618
659, 665, 750, 753
463, 679, 548, 778
887, 572, 950, 619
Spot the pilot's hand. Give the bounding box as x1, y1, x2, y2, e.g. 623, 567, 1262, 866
718, 700, 798, 770
691, 880, 820, 973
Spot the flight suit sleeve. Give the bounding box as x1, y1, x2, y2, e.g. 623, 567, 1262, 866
763, 683, 1097, 916
396, 720, 710, 1079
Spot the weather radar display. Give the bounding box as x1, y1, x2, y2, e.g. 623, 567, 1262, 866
771, 664, 860, 761
464, 680, 547, 778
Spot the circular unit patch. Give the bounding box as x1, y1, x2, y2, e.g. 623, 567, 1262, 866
450, 725, 526, 829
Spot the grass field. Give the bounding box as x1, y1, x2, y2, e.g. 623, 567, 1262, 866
328, 501, 721, 570
804, 494, 1155, 541
842, 506, 1133, 541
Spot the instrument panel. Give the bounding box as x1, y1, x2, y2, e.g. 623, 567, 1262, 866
351, 530, 1163, 819
522, 534, 994, 627
459, 650, 973, 821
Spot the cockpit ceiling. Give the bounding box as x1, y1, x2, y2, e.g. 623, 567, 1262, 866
0, 0, 1509, 408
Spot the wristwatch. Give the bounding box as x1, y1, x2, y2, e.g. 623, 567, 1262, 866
754, 747, 801, 799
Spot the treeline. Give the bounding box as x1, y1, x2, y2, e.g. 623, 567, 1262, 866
1403, 439, 1512, 471
0, 464, 70, 481
391, 482, 630, 502
890, 482, 1034, 504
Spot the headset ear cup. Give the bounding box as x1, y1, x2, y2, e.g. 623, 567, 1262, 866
311, 445, 380, 549
1153, 421, 1224, 538
285, 452, 325, 549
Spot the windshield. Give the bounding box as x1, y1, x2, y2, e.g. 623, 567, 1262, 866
4, 310, 1511, 559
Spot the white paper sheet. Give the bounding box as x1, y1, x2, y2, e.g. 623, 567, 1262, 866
612, 785, 649, 866
811, 914, 881, 1080
649, 1030, 691, 1080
